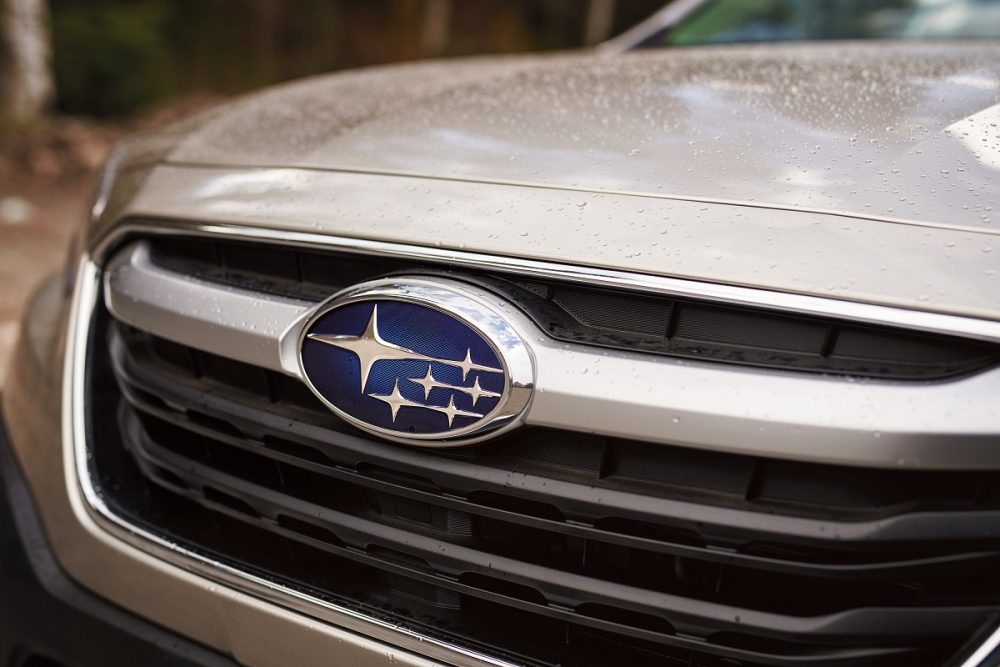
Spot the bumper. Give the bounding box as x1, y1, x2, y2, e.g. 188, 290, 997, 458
0, 408, 235, 667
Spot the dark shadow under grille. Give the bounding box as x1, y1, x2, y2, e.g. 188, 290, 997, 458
85, 301, 1000, 667
146, 235, 999, 380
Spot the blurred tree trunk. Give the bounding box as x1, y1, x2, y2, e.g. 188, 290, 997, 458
421, 0, 450, 58
584, 0, 616, 45
0, 0, 53, 122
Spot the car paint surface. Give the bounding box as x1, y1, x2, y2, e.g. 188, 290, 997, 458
98, 42, 1000, 321
5, 38, 1000, 667
103, 161, 1000, 321
159, 42, 1000, 234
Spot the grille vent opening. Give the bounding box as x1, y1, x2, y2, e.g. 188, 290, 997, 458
146, 235, 1000, 380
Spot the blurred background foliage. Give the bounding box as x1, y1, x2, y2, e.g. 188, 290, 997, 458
48, 0, 665, 118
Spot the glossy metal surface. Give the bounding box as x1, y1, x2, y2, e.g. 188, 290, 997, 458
102, 164, 1000, 322
153, 43, 1000, 235
103, 234, 1000, 469
956, 623, 1000, 667
86, 44, 1000, 323
105, 228, 1000, 346
105, 241, 312, 373
296, 277, 534, 445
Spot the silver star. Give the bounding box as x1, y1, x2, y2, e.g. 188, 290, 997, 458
410, 365, 439, 400
408, 365, 501, 406
369, 379, 483, 426
368, 379, 425, 422
454, 348, 503, 380
466, 376, 501, 406
308, 305, 437, 392
434, 395, 483, 427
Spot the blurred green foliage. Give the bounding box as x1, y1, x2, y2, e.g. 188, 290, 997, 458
51, 1, 173, 115
50, 0, 665, 118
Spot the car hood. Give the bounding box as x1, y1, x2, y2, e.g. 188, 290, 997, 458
161, 42, 1000, 232
107, 43, 1000, 321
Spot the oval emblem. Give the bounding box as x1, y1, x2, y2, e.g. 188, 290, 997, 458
298, 277, 534, 446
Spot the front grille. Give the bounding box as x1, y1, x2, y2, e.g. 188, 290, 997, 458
148, 236, 999, 380
87, 288, 1000, 666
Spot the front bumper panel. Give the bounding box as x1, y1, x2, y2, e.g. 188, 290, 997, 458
0, 408, 235, 667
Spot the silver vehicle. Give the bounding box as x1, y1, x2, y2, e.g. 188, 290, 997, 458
3, 2, 1000, 666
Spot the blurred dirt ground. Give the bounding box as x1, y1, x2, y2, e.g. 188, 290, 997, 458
0, 121, 121, 387
0, 176, 89, 387
0, 100, 222, 387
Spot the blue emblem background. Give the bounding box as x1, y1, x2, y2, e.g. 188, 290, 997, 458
301, 300, 505, 435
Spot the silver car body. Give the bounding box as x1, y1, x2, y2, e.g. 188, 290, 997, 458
5, 41, 1000, 666
100, 42, 1000, 317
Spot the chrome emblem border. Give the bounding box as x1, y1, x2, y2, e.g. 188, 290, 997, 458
296, 276, 535, 446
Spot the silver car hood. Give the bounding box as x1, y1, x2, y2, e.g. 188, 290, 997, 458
163, 42, 1000, 232
109, 42, 1000, 320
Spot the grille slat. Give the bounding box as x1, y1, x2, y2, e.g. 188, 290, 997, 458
120, 408, 985, 663
111, 457, 933, 667
133, 392, 1000, 586
119, 387, 1000, 583
108, 328, 1000, 543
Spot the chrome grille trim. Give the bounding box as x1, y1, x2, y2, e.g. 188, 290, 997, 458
958, 624, 1000, 667
95, 219, 1000, 344
105, 242, 312, 374
103, 235, 1000, 469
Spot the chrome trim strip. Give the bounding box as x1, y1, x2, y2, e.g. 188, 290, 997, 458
96, 219, 1000, 345
957, 623, 1000, 667
105, 242, 313, 374
67, 257, 518, 667
526, 336, 1000, 469
102, 231, 1000, 468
